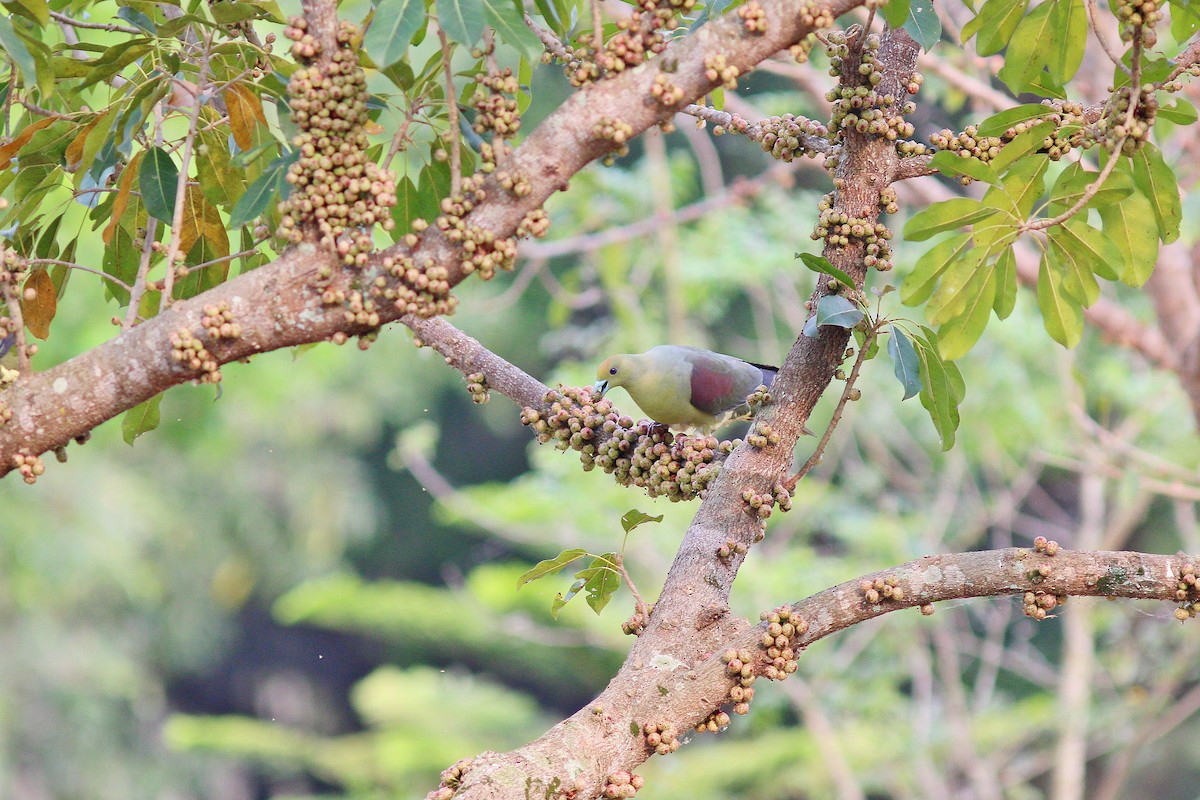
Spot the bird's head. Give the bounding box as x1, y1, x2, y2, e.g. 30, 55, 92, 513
594, 354, 639, 397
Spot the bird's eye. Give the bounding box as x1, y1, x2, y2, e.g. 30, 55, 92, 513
609, 367, 617, 375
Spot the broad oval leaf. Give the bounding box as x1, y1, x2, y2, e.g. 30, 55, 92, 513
1037, 250, 1084, 347
814, 294, 864, 329
903, 198, 996, 241
925, 249, 987, 324
483, 0, 543, 59
1130, 143, 1182, 243
976, 104, 1052, 139
20, 267, 56, 340
437, 0, 485, 45
139, 146, 179, 225
1048, 162, 1134, 211
365, 0, 428, 68
901, 232, 972, 306
887, 326, 922, 400
904, 0, 942, 50
936, 266, 997, 360
928, 150, 1000, 185
993, 247, 1018, 320
963, 0, 1030, 55
1098, 190, 1159, 287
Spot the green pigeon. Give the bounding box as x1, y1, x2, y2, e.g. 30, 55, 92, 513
594, 345, 778, 433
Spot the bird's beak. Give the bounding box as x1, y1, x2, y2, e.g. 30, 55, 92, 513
593, 379, 609, 396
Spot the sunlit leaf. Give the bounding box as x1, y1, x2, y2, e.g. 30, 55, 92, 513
993, 247, 1017, 319
1037, 250, 1084, 348
1130, 143, 1182, 243
1098, 189, 1159, 287
903, 198, 996, 241
901, 233, 972, 306
928, 150, 1000, 185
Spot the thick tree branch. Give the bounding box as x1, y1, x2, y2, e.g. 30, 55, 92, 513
0, 0, 865, 476
444, 547, 1194, 798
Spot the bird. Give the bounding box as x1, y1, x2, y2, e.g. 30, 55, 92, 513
594, 345, 778, 433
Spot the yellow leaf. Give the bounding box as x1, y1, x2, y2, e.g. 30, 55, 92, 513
180, 184, 230, 259
20, 269, 56, 340
0, 117, 55, 169
225, 84, 267, 150
103, 150, 144, 245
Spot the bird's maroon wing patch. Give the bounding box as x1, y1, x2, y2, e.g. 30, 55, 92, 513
690, 364, 736, 415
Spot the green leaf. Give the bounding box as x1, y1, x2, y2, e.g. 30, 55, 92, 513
995, 154, 1048, 219
517, 548, 588, 588
904, 0, 942, 50
925, 249, 987, 324
996, 1, 1057, 94
936, 266, 997, 360
122, 395, 162, 445
962, 0, 1029, 55
913, 329, 961, 450
139, 146, 179, 225
1048, 162, 1134, 211
901, 233, 972, 306
928, 150, 1000, 185
1049, 219, 1122, 282
887, 326, 922, 400
364, 0, 428, 68
228, 163, 283, 229
1098, 189, 1158, 287
992, 247, 1017, 319
1046, 232, 1100, 305
1157, 99, 1198, 125
0, 15, 38, 92
620, 509, 663, 534
1037, 250, 1084, 348
881, 0, 912, 28
483, 0, 542, 59
209, 1, 263, 22
437, 0, 485, 45
976, 104, 1051, 138
814, 294, 864, 329
903, 198, 996, 241
1046, 0, 1085, 84
1130, 143, 1181, 243
579, 555, 621, 615
990, 120, 1055, 173
798, 252, 856, 289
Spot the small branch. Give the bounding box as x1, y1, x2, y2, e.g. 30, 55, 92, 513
160, 33, 213, 309
680, 103, 832, 154
48, 10, 141, 34
591, 0, 604, 53
26, 259, 134, 293
438, 28, 463, 197
785, 323, 877, 490
612, 554, 649, 619
1085, 0, 1129, 71
525, 13, 571, 60
125, 217, 159, 330
2, 276, 28, 373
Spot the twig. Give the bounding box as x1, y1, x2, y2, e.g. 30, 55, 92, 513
26, 258, 134, 293
2, 277, 28, 373
1085, 0, 1129, 71
785, 323, 877, 490
612, 553, 649, 618
160, 33, 214, 309
437, 28, 463, 197
49, 10, 141, 34
1021, 37, 1141, 233
525, 13, 571, 60
591, 0, 604, 53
